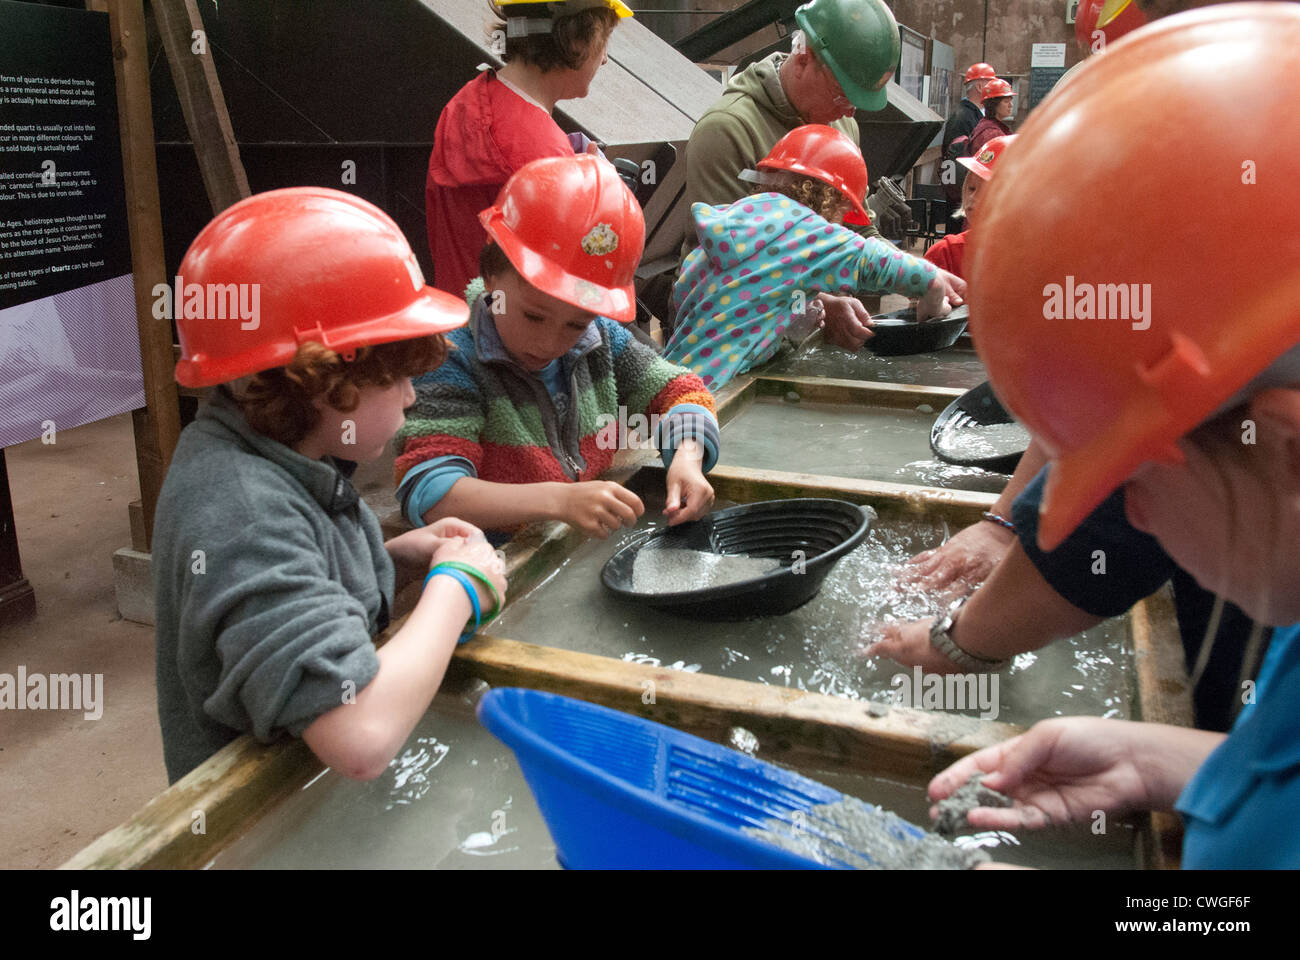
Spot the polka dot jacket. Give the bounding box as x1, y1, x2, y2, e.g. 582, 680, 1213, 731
664, 192, 937, 391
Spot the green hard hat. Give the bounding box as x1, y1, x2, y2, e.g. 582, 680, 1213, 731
794, 0, 901, 112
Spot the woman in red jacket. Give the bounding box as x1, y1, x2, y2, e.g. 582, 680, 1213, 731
426, 1, 630, 299
967, 78, 1015, 159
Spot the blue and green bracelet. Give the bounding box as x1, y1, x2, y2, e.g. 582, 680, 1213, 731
424, 561, 502, 643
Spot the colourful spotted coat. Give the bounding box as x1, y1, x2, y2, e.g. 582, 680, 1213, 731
664, 192, 938, 390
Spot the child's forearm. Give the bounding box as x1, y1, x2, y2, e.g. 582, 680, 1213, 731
301, 576, 472, 780
421, 476, 564, 531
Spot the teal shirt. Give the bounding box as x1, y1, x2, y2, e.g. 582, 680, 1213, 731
1177, 624, 1300, 868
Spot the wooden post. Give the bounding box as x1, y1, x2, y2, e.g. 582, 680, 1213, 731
0, 451, 37, 626
96, 0, 182, 548
150, 0, 250, 213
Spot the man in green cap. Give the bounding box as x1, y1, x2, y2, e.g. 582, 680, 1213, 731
680, 0, 910, 349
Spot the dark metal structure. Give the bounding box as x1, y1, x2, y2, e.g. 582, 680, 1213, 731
146, 0, 720, 286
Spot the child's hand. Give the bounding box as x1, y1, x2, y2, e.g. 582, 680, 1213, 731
915, 269, 967, 322
429, 536, 507, 612
557, 481, 645, 539
664, 439, 715, 526
386, 518, 489, 582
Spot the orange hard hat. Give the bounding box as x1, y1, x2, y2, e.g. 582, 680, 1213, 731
479, 154, 644, 323
982, 78, 1014, 100
958, 134, 1016, 181
757, 124, 871, 225
964, 62, 997, 83
967, 2, 1300, 552
173, 187, 468, 388
1076, 0, 1148, 52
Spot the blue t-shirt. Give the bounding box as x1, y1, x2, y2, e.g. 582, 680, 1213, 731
1177, 623, 1300, 868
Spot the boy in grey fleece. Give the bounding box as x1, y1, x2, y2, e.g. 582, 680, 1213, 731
153, 387, 393, 782
155, 186, 506, 784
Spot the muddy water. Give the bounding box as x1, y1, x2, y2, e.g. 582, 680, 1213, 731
209, 695, 562, 870
488, 500, 1132, 728
208, 695, 1134, 870
719, 398, 1011, 493
764, 341, 988, 389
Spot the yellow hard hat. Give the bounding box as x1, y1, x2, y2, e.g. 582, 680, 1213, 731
494, 0, 634, 19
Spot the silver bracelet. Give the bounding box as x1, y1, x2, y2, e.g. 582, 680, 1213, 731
929, 594, 1010, 671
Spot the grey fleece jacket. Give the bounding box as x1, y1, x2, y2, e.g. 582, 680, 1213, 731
153, 387, 392, 783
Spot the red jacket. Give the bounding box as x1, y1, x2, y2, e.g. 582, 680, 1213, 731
967, 116, 1012, 161
426, 72, 573, 298
924, 230, 968, 280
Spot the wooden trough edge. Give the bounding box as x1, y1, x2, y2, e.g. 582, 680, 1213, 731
751, 374, 964, 410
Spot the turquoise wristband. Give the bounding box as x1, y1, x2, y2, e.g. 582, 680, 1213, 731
424, 567, 481, 644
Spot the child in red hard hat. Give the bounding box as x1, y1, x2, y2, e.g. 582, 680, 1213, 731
664, 124, 966, 391
924, 134, 1016, 280
155, 187, 506, 785
398, 154, 720, 541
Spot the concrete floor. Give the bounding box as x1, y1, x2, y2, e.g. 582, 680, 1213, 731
0, 413, 163, 869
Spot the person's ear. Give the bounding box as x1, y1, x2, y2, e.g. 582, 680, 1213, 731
1247, 388, 1300, 480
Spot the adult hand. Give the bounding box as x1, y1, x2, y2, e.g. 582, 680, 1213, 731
558, 481, 645, 539
915, 269, 966, 322
816, 292, 875, 350
865, 618, 969, 674
927, 717, 1170, 831
897, 520, 1015, 592
664, 439, 715, 526
429, 535, 507, 612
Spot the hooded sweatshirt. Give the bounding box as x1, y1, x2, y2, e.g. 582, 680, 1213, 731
682, 53, 881, 265
426, 71, 574, 299
664, 192, 938, 391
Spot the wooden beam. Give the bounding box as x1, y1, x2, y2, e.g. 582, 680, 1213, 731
150, 0, 250, 214
97, 0, 182, 548
700, 462, 997, 526
0, 450, 36, 626
1130, 584, 1193, 870
752, 374, 963, 410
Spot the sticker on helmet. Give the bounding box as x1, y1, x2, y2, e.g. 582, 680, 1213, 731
581, 222, 619, 256
978, 148, 996, 165
574, 279, 605, 309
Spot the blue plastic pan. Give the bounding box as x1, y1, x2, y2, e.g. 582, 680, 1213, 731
477, 688, 933, 870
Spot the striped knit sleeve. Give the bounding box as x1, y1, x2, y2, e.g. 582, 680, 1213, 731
393, 330, 486, 487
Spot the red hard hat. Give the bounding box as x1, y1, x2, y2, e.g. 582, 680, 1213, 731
174, 187, 468, 388
967, 3, 1300, 552
982, 78, 1014, 100
479, 154, 644, 323
958, 134, 1016, 181
757, 124, 871, 226
964, 62, 997, 83
1075, 0, 1148, 52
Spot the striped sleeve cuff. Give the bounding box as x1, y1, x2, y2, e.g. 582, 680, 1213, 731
657, 403, 720, 474
397, 456, 477, 528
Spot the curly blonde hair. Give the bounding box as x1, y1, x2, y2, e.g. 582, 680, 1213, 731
233, 336, 447, 448
766, 176, 852, 223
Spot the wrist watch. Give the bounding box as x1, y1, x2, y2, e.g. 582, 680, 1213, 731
929, 593, 1011, 671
